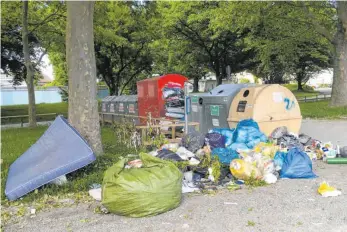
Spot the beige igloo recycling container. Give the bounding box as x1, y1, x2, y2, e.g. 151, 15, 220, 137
227, 84, 302, 136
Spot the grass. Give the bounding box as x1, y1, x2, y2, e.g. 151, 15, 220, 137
1, 125, 137, 204
1, 102, 68, 124
299, 100, 347, 119
283, 84, 318, 98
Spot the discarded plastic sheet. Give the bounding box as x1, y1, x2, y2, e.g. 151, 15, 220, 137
318, 182, 342, 197
89, 188, 102, 201
176, 147, 195, 160
157, 149, 184, 161
49, 175, 68, 186
182, 180, 199, 193
5, 116, 96, 201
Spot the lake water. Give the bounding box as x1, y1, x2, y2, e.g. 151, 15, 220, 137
0, 87, 109, 106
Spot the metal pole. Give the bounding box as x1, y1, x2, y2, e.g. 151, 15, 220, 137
184, 82, 189, 134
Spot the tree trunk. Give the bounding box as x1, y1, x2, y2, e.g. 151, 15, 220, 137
330, 2, 347, 107
66, 1, 103, 154
214, 59, 222, 86
297, 72, 304, 90
193, 76, 199, 92
22, 1, 37, 128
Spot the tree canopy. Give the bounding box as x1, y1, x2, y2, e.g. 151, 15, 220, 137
1, 1, 346, 106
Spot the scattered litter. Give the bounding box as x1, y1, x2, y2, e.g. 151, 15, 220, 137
327, 158, 347, 164
50, 175, 68, 186
318, 182, 342, 197
148, 150, 158, 157
157, 149, 184, 161
189, 157, 200, 165
30, 208, 36, 215
176, 147, 195, 160
127, 159, 143, 168
340, 146, 347, 158
224, 202, 238, 205
182, 180, 199, 193
89, 188, 102, 201
181, 132, 205, 153
263, 173, 277, 184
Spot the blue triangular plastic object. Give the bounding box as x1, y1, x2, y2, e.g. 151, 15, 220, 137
5, 116, 96, 200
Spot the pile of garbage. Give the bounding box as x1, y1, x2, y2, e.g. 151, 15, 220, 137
98, 119, 345, 217
162, 82, 185, 119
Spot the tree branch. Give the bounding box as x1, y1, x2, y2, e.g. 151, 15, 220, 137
299, 1, 334, 43
120, 67, 144, 95
29, 4, 64, 33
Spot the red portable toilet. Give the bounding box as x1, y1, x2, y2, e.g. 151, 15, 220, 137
137, 74, 188, 123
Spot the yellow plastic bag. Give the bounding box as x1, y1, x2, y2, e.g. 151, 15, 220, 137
318, 182, 342, 197
253, 142, 279, 159
230, 159, 261, 180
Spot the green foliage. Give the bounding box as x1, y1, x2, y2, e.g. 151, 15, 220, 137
156, 1, 256, 84
1, 1, 66, 85
239, 78, 250, 84
211, 157, 221, 183
94, 1, 153, 95
213, 1, 335, 84
244, 177, 267, 188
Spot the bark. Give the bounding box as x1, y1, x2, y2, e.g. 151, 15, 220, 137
66, 1, 103, 154
297, 72, 304, 90
214, 59, 222, 86
330, 1, 347, 107
22, 1, 37, 128
193, 76, 199, 92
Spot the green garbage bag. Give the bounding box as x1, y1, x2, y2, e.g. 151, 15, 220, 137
102, 152, 183, 217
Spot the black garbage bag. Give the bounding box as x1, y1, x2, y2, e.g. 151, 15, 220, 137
270, 126, 288, 139
181, 131, 205, 153
278, 134, 304, 151
157, 149, 184, 161
299, 133, 312, 145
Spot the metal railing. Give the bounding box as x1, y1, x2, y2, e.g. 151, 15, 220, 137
297, 94, 331, 102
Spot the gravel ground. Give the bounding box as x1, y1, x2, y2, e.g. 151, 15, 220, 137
4, 119, 347, 232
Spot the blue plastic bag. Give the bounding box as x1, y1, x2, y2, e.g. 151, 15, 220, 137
210, 128, 235, 148
230, 142, 249, 151
274, 151, 287, 170
211, 148, 239, 164
232, 119, 267, 148
280, 147, 317, 179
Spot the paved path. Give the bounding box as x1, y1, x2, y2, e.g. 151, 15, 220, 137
4, 163, 347, 232
300, 119, 347, 146
316, 88, 332, 95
